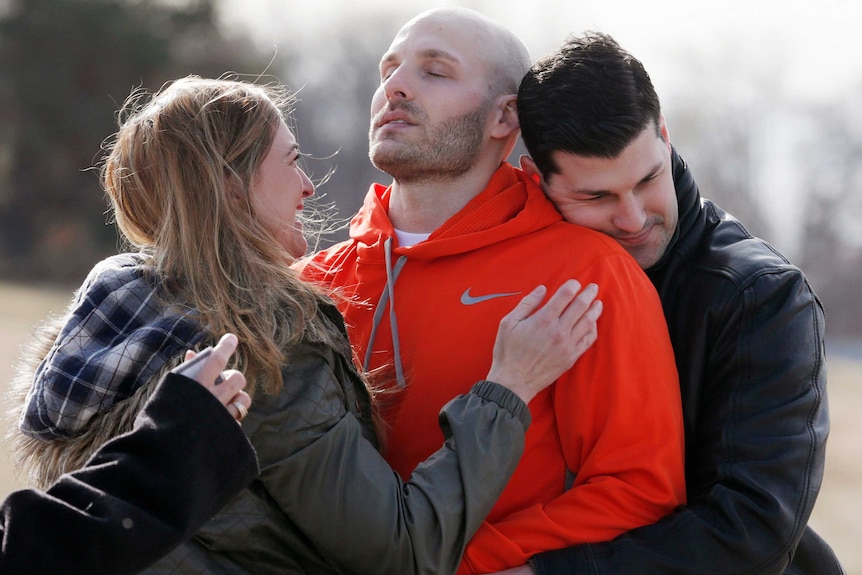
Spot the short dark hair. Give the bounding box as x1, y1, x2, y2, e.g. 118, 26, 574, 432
518, 32, 662, 178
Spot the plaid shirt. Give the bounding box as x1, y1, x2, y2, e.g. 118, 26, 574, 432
21, 253, 206, 440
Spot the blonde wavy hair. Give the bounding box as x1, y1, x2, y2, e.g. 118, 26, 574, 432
100, 75, 343, 397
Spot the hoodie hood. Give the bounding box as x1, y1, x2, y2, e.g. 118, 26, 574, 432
342, 162, 565, 388
349, 163, 564, 262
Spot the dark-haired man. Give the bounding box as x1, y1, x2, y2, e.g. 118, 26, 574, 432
512, 31, 843, 575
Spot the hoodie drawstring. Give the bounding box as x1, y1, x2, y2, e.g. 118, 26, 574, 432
364, 236, 409, 388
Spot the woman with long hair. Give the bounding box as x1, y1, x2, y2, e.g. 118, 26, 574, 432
10, 76, 601, 574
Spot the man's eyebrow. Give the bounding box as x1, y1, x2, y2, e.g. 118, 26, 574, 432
639, 160, 663, 183
380, 48, 460, 67
417, 48, 459, 62
572, 160, 664, 195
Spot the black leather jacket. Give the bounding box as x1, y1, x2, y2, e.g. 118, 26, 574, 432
532, 149, 844, 574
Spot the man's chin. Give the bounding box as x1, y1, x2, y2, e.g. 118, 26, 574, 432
370, 149, 413, 174
625, 244, 664, 270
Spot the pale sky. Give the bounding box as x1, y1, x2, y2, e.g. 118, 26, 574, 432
221, 0, 862, 105
219, 0, 862, 255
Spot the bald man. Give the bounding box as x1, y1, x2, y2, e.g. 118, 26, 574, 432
299, 8, 686, 573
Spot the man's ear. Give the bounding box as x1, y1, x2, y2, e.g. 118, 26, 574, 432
489, 94, 520, 139
519, 154, 543, 185
659, 114, 671, 151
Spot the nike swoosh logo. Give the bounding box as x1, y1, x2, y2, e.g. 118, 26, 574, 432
460, 288, 521, 305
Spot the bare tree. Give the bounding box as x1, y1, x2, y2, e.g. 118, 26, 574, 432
796, 91, 862, 337
0, 0, 272, 282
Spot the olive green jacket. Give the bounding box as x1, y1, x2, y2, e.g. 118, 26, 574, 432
145, 311, 531, 575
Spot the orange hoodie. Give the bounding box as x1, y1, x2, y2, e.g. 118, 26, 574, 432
299, 163, 685, 573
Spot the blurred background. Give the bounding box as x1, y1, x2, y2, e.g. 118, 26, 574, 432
2, 0, 861, 329
0, 0, 859, 571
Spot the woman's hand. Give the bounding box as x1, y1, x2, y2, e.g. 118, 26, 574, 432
486, 280, 602, 404
173, 333, 251, 423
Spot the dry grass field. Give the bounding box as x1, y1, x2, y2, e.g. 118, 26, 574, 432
0, 281, 859, 572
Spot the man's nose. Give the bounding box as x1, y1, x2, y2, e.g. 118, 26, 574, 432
382, 66, 411, 102
613, 194, 647, 233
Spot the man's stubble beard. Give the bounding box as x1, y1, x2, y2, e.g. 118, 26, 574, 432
369, 99, 492, 184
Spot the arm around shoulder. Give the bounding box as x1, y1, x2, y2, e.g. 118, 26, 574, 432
530, 267, 834, 574
460, 254, 686, 573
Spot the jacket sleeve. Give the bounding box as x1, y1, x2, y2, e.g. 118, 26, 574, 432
458, 254, 687, 573
244, 351, 531, 575
530, 268, 832, 574
0, 373, 259, 575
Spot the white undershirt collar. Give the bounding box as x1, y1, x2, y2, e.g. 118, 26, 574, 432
393, 228, 431, 248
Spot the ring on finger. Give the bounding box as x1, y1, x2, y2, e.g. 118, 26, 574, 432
231, 400, 248, 421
